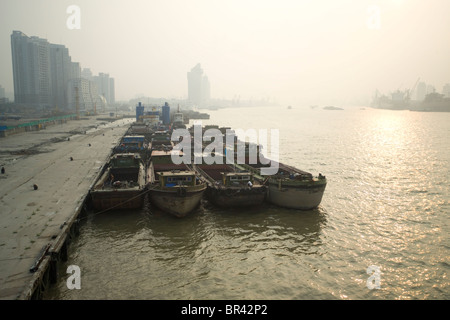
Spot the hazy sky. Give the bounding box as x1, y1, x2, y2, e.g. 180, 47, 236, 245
1, 0, 449, 106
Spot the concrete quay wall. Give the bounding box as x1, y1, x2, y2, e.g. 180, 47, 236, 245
0, 117, 132, 299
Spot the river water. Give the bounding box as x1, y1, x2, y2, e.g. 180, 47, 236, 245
45, 105, 449, 300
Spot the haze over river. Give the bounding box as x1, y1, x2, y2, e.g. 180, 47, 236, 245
45, 105, 449, 300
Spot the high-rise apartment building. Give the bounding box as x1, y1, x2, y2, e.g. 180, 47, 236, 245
187, 63, 210, 107
11, 31, 115, 112
49, 44, 73, 109
93, 73, 115, 105
109, 78, 115, 104
0, 85, 7, 104
11, 30, 79, 109
81, 68, 93, 79
67, 78, 105, 113
11, 31, 52, 106
0, 85, 5, 99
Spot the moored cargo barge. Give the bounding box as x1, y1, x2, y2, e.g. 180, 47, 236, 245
146, 150, 206, 218
194, 163, 267, 207
90, 153, 146, 211
240, 157, 327, 210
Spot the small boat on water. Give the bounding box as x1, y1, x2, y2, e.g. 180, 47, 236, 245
90, 153, 146, 211
194, 163, 267, 207
146, 150, 206, 217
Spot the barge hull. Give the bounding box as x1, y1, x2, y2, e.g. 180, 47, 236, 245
148, 188, 205, 218
267, 183, 326, 210
90, 190, 144, 211
206, 187, 266, 207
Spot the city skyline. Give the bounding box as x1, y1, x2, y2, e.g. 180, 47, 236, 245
1, 0, 450, 106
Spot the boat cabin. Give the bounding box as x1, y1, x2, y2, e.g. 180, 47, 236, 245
123, 136, 145, 148
158, 170, 198, 188
221, 172, 254, 187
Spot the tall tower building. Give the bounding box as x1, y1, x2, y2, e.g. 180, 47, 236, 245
71, 62, 81, 79
11, 31, 115, 112
11, 31, 82, 110
11, 31, 52, 106
109, 78, 115, 104
187, 63, 210, 107
0, 85, 7, 104
81, 68, 93, 79
187, 63, 203, 107
0, 85, 5, 99
93, 73, 115, 104
49, 44, 73, 109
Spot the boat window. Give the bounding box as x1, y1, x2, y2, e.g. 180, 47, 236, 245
229, 176, 250, 181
